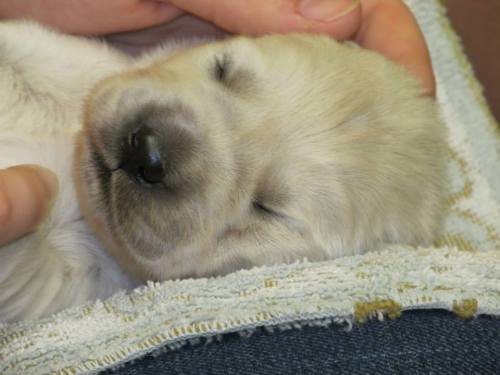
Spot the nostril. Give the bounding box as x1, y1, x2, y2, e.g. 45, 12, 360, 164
129, 132, 139, 149
138, 162, 164, 184
121, 126, 165, 185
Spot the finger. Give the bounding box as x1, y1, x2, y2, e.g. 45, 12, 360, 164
68, 1, 185, 35
167, 0, 361, 40
0, 0, 184, 35
354, 0, 435, 95
0, 165, 58, 246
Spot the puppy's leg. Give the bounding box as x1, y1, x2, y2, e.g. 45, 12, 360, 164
0, 22, 132, 322
0, 220, 135, 322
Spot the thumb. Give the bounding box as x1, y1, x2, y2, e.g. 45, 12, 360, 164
0, 165, 58, 246
167, 0, 361, 40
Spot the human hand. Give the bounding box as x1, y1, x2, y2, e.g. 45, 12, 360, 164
165, 0, 435, 95
0, 0, 434, 93
0, 166, 58, 246
0, 0, 184, 36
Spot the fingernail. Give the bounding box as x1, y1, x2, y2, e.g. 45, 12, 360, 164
298, 0, 360, 22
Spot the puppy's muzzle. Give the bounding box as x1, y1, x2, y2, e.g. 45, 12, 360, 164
106, 98, 203, 190
121, 125, 164, 184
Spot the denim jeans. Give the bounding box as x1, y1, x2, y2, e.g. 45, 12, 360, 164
105, 309, 500, 374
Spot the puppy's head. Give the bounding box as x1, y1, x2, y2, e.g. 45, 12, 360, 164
76, 34, 445, 280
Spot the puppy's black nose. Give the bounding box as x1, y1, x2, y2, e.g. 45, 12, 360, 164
121, 125, 165, 184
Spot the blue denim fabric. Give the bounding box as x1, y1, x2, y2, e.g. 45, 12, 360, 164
105, 310, 500, 374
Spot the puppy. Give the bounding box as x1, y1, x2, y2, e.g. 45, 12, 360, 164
0, 22, 447, 322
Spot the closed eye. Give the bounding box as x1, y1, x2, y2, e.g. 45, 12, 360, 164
213, 53, 231, 82
253, 201, 276, 216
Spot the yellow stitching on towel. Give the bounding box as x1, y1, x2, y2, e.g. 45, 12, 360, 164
55, 368, 77, 375
103, 302, 115, 314
264, 278, 278, 288
256, 311, 273, 320
239, 288, 258, 297
356, 271, 371, 279
435, 234, 477, 252
446, 147, 473, 208
452, 299, 478, 319
354, 299, 402, 322
0, 329, 30, 348
397, 282, 418, 293
448, 146, 468, 171
430, 265, 452, 273
455, 208, 500, 244
446, 179, 472, 208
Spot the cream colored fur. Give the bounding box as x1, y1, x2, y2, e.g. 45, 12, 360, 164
0, 21, 447, 322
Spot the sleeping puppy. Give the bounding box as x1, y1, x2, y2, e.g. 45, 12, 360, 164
0, 21, 447, 322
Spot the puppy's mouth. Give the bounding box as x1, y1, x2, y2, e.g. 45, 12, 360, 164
76, 137, 161, 261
